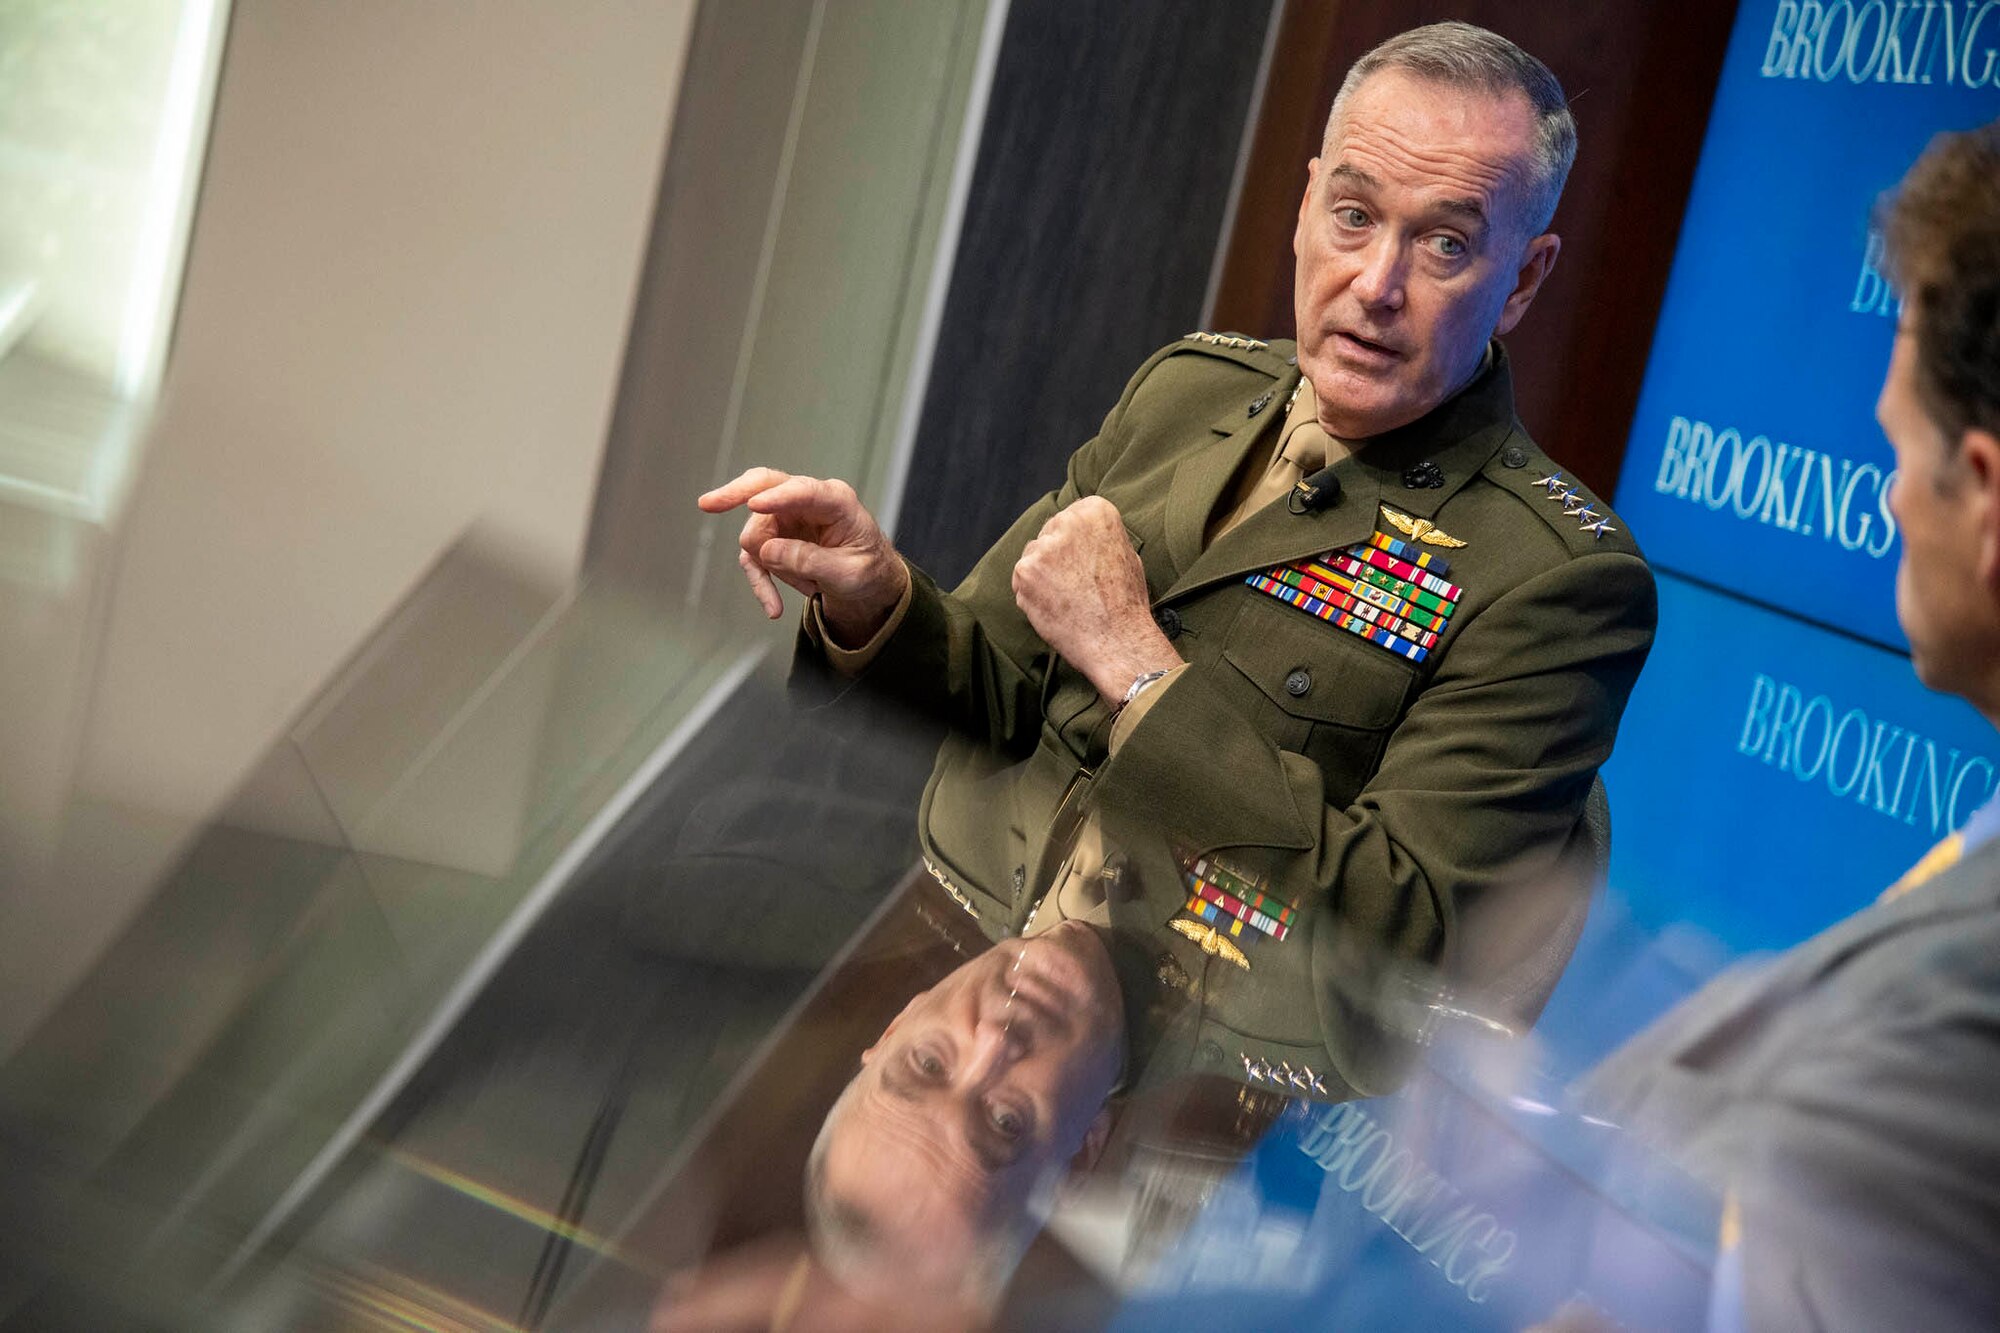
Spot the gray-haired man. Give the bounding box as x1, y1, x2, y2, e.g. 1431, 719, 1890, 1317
704, 17, 1653, 1115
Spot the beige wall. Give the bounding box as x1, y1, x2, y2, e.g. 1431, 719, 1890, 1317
0, 0, 696, 1054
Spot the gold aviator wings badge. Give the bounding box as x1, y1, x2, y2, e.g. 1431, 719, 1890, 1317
1380, 505, 1468, 548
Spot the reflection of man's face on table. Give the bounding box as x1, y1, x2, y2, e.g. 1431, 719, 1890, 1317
810, 920, 1126, 1300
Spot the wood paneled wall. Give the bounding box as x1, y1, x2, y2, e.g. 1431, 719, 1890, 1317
1210, 0, 1739, 496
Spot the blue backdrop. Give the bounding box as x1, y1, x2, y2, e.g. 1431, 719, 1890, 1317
1608, 0, 2000, 948
1613, 0, 2000, 653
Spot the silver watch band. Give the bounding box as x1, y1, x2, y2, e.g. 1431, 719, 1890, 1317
1119, 667, 1172, 709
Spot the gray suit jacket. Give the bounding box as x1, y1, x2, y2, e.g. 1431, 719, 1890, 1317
1584, 836, 2000, 1331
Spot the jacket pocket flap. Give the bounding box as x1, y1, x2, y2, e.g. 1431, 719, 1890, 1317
1223, 599, 1414, 729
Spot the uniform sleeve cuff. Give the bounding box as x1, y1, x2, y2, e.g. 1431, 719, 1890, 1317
805, 575, 914, 677
1107, 663, 1189, 754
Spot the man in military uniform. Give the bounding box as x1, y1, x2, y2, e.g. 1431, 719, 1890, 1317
701, 22, 1654, 1104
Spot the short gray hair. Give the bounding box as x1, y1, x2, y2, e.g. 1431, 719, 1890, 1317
1325, 21, 1577, 235
802, 1093, 887, 1291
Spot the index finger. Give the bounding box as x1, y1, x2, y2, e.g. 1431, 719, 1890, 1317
698, 466, 793, 513
743, 475, 868, 526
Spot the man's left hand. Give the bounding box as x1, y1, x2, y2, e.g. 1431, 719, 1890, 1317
1011, 496, 1181, 706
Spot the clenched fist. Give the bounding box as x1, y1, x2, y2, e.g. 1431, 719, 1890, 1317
698, 468, 909, 646
1011, 496, 1181, 705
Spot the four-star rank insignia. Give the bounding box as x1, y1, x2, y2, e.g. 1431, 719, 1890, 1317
1533, 473, 1619, 540
1183, 330, 1269, 352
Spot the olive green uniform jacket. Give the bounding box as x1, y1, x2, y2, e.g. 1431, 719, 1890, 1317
806, 335, 1655, 1101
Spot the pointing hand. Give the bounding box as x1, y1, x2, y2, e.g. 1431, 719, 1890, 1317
698, 468, 910, 645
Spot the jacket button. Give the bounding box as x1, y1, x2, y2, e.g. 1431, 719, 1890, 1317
1501, 445, 1529, 469
1285, 668, 1312, 697
1197, 1040, 1224, 1068
1247, 391, 1272, 418
1155, 606, 1183, 640
1011, 865, 1026, 897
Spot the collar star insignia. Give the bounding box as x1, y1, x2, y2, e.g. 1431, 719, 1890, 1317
1379, 504, 1469, 549
1170, 919, 1251, 970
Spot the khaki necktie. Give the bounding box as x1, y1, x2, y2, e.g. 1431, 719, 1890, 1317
1209, 386, 1333, 543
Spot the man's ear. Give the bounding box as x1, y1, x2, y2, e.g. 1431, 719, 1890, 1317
1067, 1102, 1118, 1176
1294, 157, 1321, 260
1962, 427, 2000, 590
1493, 231, 1561, 337
860, 1001, 918, 1066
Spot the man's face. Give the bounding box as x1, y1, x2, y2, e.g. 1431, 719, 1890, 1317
817, 921, 1125, 1294
1879, 325, 1992, 695
1293, 69, 1559, 439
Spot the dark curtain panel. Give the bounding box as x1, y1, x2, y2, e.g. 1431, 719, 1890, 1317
893, 0, 1276, 586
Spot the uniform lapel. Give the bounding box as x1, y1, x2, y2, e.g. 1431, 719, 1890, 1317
1159, 377, 1296, 578
1162, 343, 1519, 604
1168, 465, 1384, 601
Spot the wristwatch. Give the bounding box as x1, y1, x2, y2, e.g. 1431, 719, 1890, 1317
1118, 667, 1172, 710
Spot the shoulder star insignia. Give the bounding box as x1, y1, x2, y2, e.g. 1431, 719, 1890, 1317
1531, 472, 1567, 495
1380, 504, 1469, 548
1183, 330, 1270, 352
1170, 919, 1251, 970
1580, 517, 1619, 539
